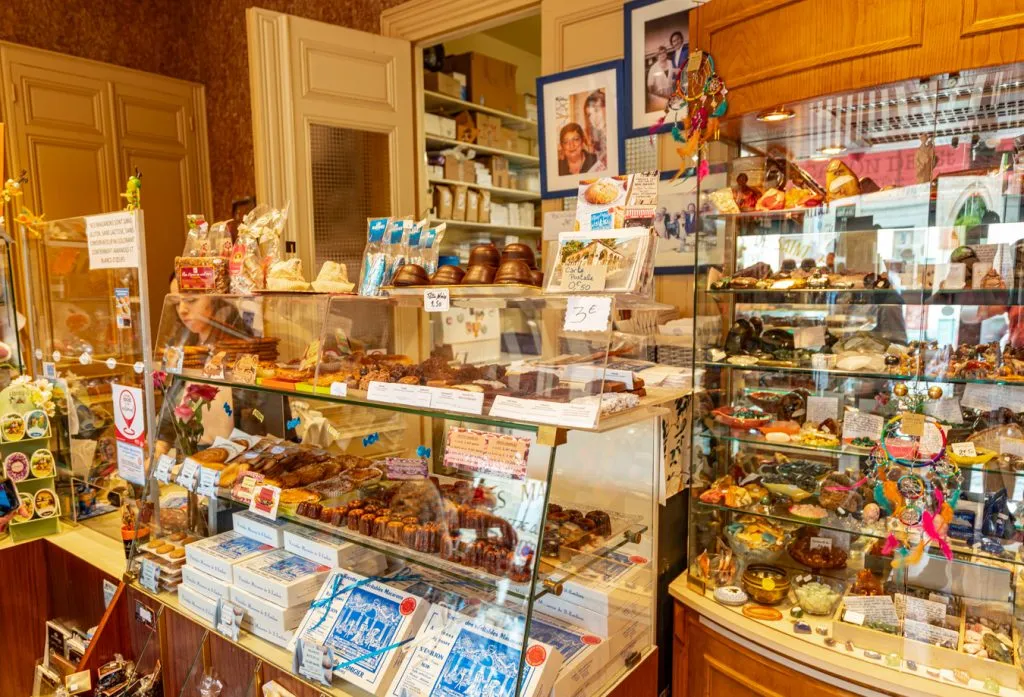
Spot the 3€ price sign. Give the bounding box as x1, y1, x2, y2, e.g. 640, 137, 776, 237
563, 296, 612, 333
424, 287, 450, 312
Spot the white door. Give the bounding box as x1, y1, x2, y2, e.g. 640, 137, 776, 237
247, 8, 416, 275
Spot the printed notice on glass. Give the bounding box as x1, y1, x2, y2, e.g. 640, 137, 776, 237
367, 381, 432, 408
116, 441, 146, 486
489, 394, 600, 429
563, 295, 612, 332
841, 411, 883, 443
443, 427, 532, 480
85, 211, 139, 270
429, 386, 484, 414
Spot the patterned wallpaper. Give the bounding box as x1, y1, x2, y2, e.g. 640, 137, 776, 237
0, 0, 408, 218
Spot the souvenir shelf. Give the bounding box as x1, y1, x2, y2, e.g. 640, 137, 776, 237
135, 288, 679, 697
19, 211, 159, 535
685, 62, 1024, 696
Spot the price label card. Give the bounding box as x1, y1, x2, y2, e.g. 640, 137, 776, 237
560, 263, 608, 292
951, 442, 977, 458
809, 537, 833, 551
842, 411, 884, 443
249, 484, 281, 520
429, 386, 485, 415
794, 325, 826, 349
367, 381, 433, 408
489, 395, 600, 429
385, 457, 429, 480
563, 296, 612, 333
153, 454, 175, 484
924, 397, 964, 424
330, 381, 348, 397
843, 609, 865, 626
1000, 437, 1024, 457
806, 395, 841, 426
197, 467, 222, 498
297, 640, 334, 686
901, 412, 925, 437
424, 288, 450, 312
139, 559, 160, 593
176, 458, 200, 491
232, 472, 264, 504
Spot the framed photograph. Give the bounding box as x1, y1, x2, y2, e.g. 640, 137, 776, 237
654, 174, 725, 273
537, 61, 625, 198
625, 0, 699, 135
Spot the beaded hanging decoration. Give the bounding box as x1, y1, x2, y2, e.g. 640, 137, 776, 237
649, 49, 728, 181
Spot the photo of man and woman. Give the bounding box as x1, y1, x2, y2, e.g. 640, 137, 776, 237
643, 13, 689, 113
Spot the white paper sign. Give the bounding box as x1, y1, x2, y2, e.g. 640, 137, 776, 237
794, 326, 826, 349
424, 288, 450, 312
943, 262, 966, 290
562, 365, 634, 389
806, 395, 841, 426
176, 458, 201, 491
297, 640, 334, 686
894, 594, 947, 624
842, 411, 884, 442
563, 296, 612, 333
809, 537, 832, 551
843, 610, 865, 626
116, 440, 146, 486
197, 467, 222, 498
330, 381, 348, 397
429, 387, 485, 415
924, 397, 963, 424
112, 383, 146, 441
1000, 437, 1024, 457
215, 599, 243, 641
103, 579, 117, 608
903, 618, 960, 649
951, 442, 977, 458
489, 395, 599, 428
153, 454, 175, 484
366, 381, 432, 408
843, 595, 900, 625
85, 211, 139, 270
919, 422, 946, 456
139, 559, 160, 593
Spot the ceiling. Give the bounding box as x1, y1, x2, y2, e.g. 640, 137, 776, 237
482, 15, 541, 56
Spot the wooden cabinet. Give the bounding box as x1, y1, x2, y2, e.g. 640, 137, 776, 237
691, 0, 1024, 116
673, 602, 876, 697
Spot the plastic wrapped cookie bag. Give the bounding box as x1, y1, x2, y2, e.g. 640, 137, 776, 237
182, 214, 210, 256
420, 222, 445, 275
382, 218, 412, 286
406, 220, 426, 269
358, 216, 392, 296
230, 204, 289, 294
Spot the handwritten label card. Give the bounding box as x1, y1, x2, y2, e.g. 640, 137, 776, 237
385, 458, 429, 480
424, 288, 450, 313
794, 326, 826, 349
842, 411, 883, 443
843, 595, 899, 625
951, 442, 977, 458
901, 412, 925, 437
560, 264, 607, 292
429, 386, 485, 415
806, 395, 841, 426
563, 296, 612, 333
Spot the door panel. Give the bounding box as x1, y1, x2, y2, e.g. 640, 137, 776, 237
27, 137, 112, 219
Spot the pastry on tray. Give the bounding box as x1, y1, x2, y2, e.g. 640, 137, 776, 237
311, 261, 354, 293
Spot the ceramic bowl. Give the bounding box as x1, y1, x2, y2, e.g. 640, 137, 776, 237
494, 259, 532, 285
393, 264, 430, 287
431, 265, 465, 285
462, 264, 496, 284
500, 243, 536, 269
469, 243, 500, 268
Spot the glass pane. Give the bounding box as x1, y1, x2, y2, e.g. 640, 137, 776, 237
310, 123, 392, 271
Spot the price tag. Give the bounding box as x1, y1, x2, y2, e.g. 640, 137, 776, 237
232, 472, 264, 504
809, 536, 833, 551
429, 386, 485, 414
215, 599, 243, 641
843, 609, 866, 626
297, 640, 334, 686
367, 381, 433, 408
103, 579, 117, 608
197, 467, 222, 498
424, 287, 450, 312
153, 454, 175, 484
563, 296, 612, 333
901, 412, 925, 437
176, 458, 200, 491
560, 263, 607, 291
794, 326, 826, 349
951, 442, 977, 458
139, 559, 160, 593
249, 484, 281, 520
330, 381, 348, 397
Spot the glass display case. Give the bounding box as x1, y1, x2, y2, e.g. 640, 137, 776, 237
20, 211, 159, 536
688, 62, 1024, 694
136, 290, 686, 697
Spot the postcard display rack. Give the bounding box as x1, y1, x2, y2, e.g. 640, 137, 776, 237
20, 211, 158, 533
137, 189, 691, 696
686, 64, 1024, 695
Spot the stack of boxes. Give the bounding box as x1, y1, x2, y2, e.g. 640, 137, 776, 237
179, 512, 386, 649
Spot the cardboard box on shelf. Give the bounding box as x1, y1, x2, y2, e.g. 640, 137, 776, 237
427, 164, 444, 180
437, 116, 457, 139
232, 510, 294, 548
491, 202, 509, 226
445, 52, 518, 114
509, 204, 521, 227
229, 585, 307, 631
494, 169, 511, 189
423, 70, 462, 99
454, 112, 478, 144
442, 157, 474, 183
520, 93, 538, 121
282, 527, 387, 573
423, 113, 443, 137
433, 184, 453, 219
519, 202, 536, 227
472, 113, 503, 147
185, 531, 273, 583
477, 154, 509, 173
465, 189, 480, 223
233, 548, 331, 608
452, 185, 468, 221
181, 565, 232, 602
494, 126, 518, 152
479, 190, 492, 223
515, 135, 533, 155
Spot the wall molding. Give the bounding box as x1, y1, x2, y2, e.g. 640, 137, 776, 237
381, 0, 538, 42
961, 0, 1024, 37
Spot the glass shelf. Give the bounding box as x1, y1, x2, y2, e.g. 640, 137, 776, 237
697, 360, 1024, 387
707, 287, 1024, 306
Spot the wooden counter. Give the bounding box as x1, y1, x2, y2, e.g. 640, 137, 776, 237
670, 576, 996, 697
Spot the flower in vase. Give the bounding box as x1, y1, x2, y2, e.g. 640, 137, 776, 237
174, 404, 195, 421
185, 383, 219, 403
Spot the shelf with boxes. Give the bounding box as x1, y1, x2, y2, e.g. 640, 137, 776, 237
425, 134, 539, 166
423, 90, 537, 130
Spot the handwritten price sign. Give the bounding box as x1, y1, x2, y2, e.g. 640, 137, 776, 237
424, 288, 450, 312
563, 296, 612, 333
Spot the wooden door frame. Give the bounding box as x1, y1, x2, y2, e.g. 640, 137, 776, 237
380, 0, 539, 42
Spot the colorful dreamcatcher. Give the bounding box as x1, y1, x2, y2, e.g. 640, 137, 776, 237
650, 49, 728, 181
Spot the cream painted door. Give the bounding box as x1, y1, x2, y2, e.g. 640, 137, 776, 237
0, 42, 212, 336
247, 8, 416, 275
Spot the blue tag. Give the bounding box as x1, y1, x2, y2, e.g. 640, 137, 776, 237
223, 403, 232, 416
362, 432, 379, 447
416, 445, 431, 459
590, 210, 613, 230
286, 417, 300, 430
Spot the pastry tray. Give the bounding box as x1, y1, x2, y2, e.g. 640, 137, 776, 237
383, 283, 543, 297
